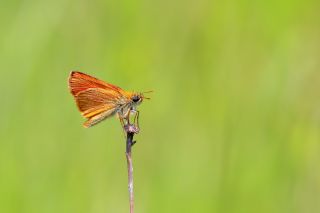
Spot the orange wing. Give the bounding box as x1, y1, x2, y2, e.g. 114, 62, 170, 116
74, 88, 123, 128
68, 71, 124, 96
68, 71, 129, 128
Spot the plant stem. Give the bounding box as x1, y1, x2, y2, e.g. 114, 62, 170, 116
125, 125, 138, 213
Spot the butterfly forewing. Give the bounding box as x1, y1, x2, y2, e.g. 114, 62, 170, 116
69, 71, 124, 96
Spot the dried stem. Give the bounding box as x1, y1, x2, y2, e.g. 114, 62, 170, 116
125, 124, 139, 213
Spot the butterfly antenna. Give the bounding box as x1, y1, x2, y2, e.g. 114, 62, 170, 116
142, 90, 153, 100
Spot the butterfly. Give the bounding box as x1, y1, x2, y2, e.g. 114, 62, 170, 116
68, 71, 150, 129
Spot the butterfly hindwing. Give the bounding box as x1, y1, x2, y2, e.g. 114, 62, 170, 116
74, 88, 122, 127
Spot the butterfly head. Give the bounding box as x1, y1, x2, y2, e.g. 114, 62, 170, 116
130, 91, 151, 106
130, 93, 144, 106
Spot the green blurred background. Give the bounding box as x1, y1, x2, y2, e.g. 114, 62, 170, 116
0, 0, 320, 212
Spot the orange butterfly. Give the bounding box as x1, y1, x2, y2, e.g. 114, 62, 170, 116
68, 71, 150, 129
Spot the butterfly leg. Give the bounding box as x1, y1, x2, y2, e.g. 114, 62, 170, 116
118, 112, 127, 137
128, 109, 140, 134
124, 108, 131, 125
133, 110, 140, 129
118, 113, 125, 129
121, 108, 140, 134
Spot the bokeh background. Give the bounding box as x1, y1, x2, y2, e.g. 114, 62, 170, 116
1, 0, 320, 212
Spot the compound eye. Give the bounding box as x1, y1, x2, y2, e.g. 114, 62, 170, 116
132, 96, 140, 103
